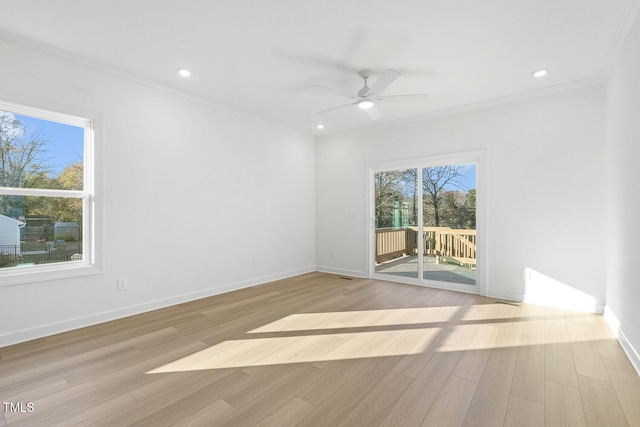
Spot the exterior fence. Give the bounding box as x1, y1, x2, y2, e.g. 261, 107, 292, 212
375, 226, 476, 265
0, 243, 82, 268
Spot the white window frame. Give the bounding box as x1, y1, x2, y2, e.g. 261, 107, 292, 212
368, 149, 486, 296
0, 100, 102, 286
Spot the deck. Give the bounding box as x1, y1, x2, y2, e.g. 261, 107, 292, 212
375, 254, 476, 285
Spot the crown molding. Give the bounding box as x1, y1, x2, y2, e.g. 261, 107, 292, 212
600, 0, 640, 78
318, 76, 603, 140
0, 29, 311, 140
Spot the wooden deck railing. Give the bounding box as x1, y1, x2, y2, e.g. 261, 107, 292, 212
423, 227, 476, 265
375, 228, 417, 263
375, 226, 476, 266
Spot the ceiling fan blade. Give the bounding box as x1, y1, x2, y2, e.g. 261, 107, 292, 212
365, 104, 382, 120
317, 102, 357, 114
368, 69, 400, 96
375, 93, 430, 102
312, 85, 354, 99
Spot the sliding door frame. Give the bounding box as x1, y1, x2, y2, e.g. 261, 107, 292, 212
367, 149, 487, 296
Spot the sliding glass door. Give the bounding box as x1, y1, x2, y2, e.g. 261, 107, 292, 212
372, 154, 481, 293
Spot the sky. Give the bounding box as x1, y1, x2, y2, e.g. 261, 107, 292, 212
14, 112, 84, 177
455, 163, 476, 191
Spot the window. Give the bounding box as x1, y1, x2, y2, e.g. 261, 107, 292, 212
0, 100, 98, 285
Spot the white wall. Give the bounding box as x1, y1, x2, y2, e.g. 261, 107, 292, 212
0, 38, 316, 347
316, 85, 606, 307
605, 11, 640, 370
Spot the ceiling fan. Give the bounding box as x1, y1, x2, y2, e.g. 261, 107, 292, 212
313, 69, 429, 120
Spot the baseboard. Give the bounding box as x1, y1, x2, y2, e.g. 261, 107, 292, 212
0, 266, 315, 348
604, 306, 640, 375
315, 265, 367, 278
486, 290, 524, 303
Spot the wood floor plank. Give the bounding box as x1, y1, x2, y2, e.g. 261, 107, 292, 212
567, 316, 610, 382
597, 338, 638, 374
510, 313, 546, 404
546, 342, 579, 388
297, 357, 403, 427
237, 364, 325, 408
127, 370, 256, 427
252, 397, 315, 427
337, 371, 413, 427
546, 380, 587, 427
380, 351, 462, 426
215, 365, 326, 427
296, 359, 374, 406
174, 399, 236, 427
2, 378, 70, 408
462, 357, 515, 427
571, 341, 610, 382
511, 343, 546, 404
607, 367, 640, 426
504, 395, 545, 427
421, 375, 477, 427
96, 371, 245, 426
488, 304, 523, 365
577, 374, 629, 427
391, 325, 444, 378
452, 322, 498, 383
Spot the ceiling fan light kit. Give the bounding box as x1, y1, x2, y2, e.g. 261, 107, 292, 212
313, 69, 429, 120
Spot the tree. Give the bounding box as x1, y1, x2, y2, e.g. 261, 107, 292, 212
53, 163, 83, 222
439, 189, 476, 229
0, 111, 51, 187
58, 163, 83, 191
22, 163, 83, 224
422, 165, 466, 227
375, 169, 416, 228
0, 111, 51, 218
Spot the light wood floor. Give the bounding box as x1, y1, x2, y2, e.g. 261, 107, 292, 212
1, 272, 639, 426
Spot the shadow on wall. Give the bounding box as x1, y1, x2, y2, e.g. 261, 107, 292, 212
522, 267, 601, 313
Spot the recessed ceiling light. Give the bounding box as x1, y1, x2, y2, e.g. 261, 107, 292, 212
316, 124, 325, 130
178, 69, 191, 77
358, 100, 374, 110
533, 69, 548, 78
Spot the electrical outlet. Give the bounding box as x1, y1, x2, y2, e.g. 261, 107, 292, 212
330, 251, 335, 259
252, 258, 258, 268
117, 278, 128, 291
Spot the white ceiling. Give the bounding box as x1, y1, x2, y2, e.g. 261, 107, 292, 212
0, 1, 634, 136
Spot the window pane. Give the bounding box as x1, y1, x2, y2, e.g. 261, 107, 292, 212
0, 195, 83, 269
374, 169, 419, 279
422, 163, 476, 285
0, 110, 84, 190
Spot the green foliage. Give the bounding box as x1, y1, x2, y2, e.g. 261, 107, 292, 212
0, 111, 50, 189
376, 166, 476, 230
375, 169, 417, 228
0, 252, 14, 268
0, 111, 83, 223
425, 188, 476, 228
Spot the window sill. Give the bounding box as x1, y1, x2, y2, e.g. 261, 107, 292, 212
0, 262, 102, 287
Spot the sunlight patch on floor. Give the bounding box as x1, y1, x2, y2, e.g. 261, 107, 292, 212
146, 328, 441, 373
247, 306, 461, 333
146, 303, 615, 374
